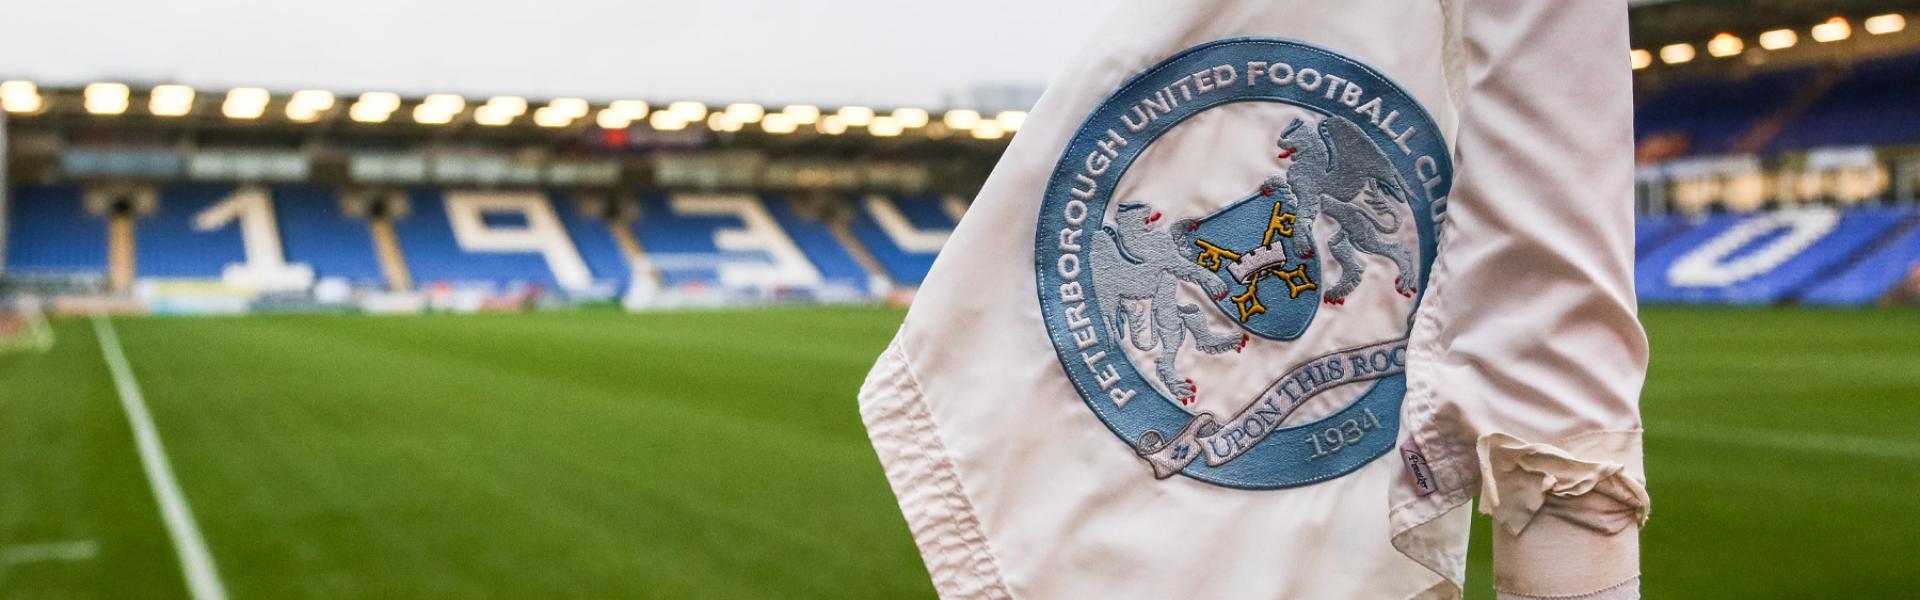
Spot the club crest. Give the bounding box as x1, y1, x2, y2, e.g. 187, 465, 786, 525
1035, 38, 1452, 489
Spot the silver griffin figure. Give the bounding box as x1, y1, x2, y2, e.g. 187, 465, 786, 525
1266, 116, 1420, 303
1090, 203, 1249, 403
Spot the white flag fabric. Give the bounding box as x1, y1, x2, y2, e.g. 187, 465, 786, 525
859, 1, 1648, 599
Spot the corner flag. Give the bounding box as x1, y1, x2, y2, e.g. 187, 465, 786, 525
860, 1, 1649, 598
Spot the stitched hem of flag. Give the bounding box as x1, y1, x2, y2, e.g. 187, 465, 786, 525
1391, 494, 1472, 596
1391, 248, 1473, 595
858, 338, 1014, 599
1496, 576, 1639, 600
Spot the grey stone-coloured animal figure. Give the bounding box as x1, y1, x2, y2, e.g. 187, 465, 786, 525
1264, 116, 1419, 303
1091, 203, 1248, 403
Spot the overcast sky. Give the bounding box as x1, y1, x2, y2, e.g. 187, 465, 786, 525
0, 0, 1108, 108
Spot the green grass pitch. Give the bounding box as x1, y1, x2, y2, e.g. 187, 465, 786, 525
2, 306, 1917, 598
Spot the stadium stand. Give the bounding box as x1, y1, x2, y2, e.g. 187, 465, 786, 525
275, 185, 385, 288
1634, 40, 1920, 157
553, 190, 639, 293
395, 189, 577, 291
3, 185, 104, 275
1802, 218, 1920, 305
1622, 23, 1920, 307
1635, 65, 1821, 155
630, 192, 860, 291
9, 180, 1920, 309
1635, 207, 1919, 304
3, 184, 950, 309
5, 18, 1920, 312
136, 185, 247, 279
1634, 215, 1689, 258
762, 194, 872, 291
1767, 52, 1920, 152
846, 195, 960, 286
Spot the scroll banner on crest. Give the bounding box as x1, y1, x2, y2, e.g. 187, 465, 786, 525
1140, 337, 1407, 478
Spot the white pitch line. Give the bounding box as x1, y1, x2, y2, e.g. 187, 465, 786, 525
91, 315, 228, 600
0, 540, 98, 565
1647, 419, 1920, 462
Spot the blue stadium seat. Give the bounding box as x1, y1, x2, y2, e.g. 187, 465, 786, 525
551, 191, 634, 292
1768, 53, 1920, 152
763, 194, 870, 289
1637, 208, 1911, 304
847, 195, 955, 285
631, 192, 847, 289
1801, 215, 1920, 305
274, 185, 385, 286
1635, 66, 1818, 155
632, 192, 760, 287
137, 184, 247, 278
5, 185, 106, 275
393, 189, 563, 289
1637, 213, 1738, 303
1634, 213, 1689, 259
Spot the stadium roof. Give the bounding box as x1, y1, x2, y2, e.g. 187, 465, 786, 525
0, 0, 1095, 109
1632, 0, 1914, 45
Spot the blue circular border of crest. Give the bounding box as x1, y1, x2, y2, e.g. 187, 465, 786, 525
1034, 37, 1452, 489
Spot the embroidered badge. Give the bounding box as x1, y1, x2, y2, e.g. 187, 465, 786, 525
1036, 38, 1451, 489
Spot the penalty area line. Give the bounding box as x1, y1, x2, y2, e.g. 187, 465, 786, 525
1647, 419, 1920, 462
92, 315, 228, 600
0, 540, 99, 565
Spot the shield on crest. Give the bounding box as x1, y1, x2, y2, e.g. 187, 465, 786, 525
1182, 186, 1322, 340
